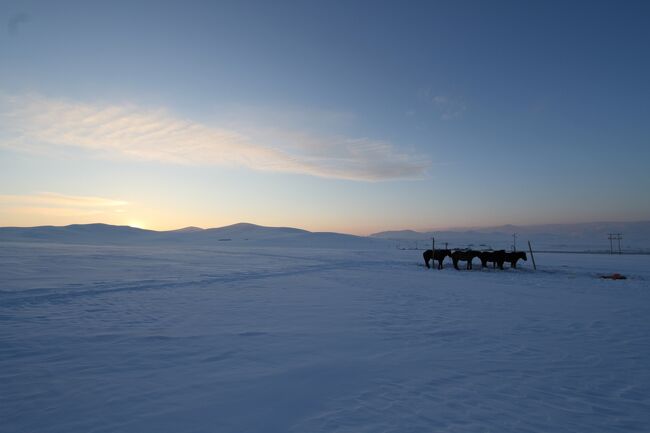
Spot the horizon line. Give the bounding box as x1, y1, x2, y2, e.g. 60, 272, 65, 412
2, 219, 649, 237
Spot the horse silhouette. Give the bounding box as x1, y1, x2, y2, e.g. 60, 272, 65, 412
504, 251, 527, 268
423, 249, 452, 269
451, 250, 480, 270
479, 250, 506, 270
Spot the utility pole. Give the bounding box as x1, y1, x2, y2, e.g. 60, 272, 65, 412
608, 233, 614, 254
608, 233, 623, 254
432, 237, 435, 252
513, 233, 518, 251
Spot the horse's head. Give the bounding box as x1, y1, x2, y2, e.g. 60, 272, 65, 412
520, 251, 528, 261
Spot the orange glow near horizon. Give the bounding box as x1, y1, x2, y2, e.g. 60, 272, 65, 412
2, 193, 649, 236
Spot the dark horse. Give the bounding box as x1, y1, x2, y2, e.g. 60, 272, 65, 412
479, 250, 506, 270
451, 249, 480, 270
423, 249, 451, 269
504, 251, 527, 268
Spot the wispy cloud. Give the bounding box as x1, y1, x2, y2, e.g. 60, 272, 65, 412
0, 192, 128, 208
0, 94, 429, 181
432, 95, 466, 120
417, 88, 466, 121
0, 192, 128, 219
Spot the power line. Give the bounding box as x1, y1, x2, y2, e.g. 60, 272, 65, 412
608, 233, 623, 254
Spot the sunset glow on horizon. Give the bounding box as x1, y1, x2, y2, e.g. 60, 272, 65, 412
2, 1, 649, 235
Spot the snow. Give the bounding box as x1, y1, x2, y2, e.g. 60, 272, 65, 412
0, 223, 387, 249
372, 221, 650, 253
1, 237, 650, 432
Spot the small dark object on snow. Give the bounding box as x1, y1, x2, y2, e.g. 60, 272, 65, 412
600, 273, 627, 280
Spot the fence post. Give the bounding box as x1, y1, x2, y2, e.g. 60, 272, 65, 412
528, 240, 537, 271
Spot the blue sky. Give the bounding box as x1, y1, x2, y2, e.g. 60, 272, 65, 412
1, 0, 649, 234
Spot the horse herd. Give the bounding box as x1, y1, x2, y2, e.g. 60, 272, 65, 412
423, 249, 528, 270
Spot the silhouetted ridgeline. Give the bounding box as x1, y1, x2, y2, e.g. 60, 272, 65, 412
2, 221, 650, 252
0, 223, 387, 249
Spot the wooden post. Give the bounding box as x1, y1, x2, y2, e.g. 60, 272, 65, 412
432, 237, 435, 253
528, 240, 537, 271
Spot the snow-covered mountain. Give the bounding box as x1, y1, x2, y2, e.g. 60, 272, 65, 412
0, 222, 387, 249
166, 226, 204, 233
2, 221, 650, 252
371, 221, 650, 252
0, 223, 158, 244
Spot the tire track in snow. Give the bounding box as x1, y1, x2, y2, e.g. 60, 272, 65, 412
0, 258, 404, 307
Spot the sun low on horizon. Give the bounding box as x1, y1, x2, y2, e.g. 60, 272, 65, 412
126, 220, 148, 230
1, 1, 649, 235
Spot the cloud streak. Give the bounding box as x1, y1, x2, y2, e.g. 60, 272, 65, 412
0, 192, 128, 220
0, 94, 429, 181
0, 192, 128, 208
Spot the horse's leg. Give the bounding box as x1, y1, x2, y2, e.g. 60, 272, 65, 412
453, 258, 459, 270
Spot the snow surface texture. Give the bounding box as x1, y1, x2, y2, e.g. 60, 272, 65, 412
2, 240, 650, 432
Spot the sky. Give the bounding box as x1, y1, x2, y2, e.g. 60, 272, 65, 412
1, 0, 649, 235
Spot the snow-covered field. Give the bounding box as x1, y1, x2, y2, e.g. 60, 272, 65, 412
2, 241, 650, 432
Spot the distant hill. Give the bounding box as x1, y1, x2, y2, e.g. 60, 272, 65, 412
3, 221, 650, 252
371, 221, 650, 253
0, 222, 387, 249
166, 226, 204, 233
0, 223, 158, 244
198, 222, 308, 239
